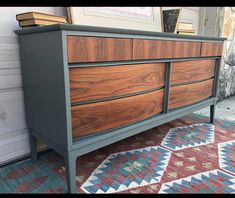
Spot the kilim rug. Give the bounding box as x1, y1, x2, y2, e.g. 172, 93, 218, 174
0, 113, 235, 194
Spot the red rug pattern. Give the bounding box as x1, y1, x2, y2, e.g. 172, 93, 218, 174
0, 113, 234, 193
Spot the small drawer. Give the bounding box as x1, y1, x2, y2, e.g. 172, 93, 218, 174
133, 39, 201, 60
67, 36, 132, 63
169, 79, 213, 110
171, 59, 215, 85
71, 89, 164, 138
69, 63, 165, 103
201, 42, 223, 57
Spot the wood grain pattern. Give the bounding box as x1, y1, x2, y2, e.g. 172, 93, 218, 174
171, 59, 215, 84
169, 79, 213, 109
72, 89, 164, 138
67, 36, 132, 63
201, 42, 223, 57
133, 39, 201, 60
69, 63, 165, 103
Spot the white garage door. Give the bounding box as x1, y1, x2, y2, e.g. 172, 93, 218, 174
0, 7, 65, 165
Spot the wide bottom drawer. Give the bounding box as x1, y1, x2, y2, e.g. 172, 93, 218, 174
72, 89, 164, 138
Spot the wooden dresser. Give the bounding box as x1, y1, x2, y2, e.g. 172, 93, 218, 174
15, 24, 225, 193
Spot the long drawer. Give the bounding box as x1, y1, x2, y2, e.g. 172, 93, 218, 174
67, 36, 132, 63
169, 79, 214, 110
133, 39, 201, 60
71, 89, 164, 138
69, 63, 165, 103
171, 59, 215, 84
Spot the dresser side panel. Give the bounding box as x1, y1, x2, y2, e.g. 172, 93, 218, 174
18, 31, 70, 150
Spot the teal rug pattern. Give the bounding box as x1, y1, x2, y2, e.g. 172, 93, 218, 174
0, 113, 234, 193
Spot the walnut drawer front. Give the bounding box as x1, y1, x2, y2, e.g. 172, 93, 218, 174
133, 39, 201, 60
69, 63, 165, 103
67, 36, 132, 63
201, 42, 223, 57
171, 59, 215, 85
71, 89, 164, 138
169, 79, 213, 110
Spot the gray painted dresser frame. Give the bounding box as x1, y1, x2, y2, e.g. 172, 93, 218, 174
15, 24, 226, 193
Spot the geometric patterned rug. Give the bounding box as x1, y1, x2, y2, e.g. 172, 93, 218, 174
0, 113, 234, 194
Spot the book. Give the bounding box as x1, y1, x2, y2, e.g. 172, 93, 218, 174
19, 19, 67, 27
16, 12, 67, 22
177, 31, 195, 35
177, 22, 193, 30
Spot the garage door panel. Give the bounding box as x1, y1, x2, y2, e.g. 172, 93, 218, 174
0, 90, 27, 133
0, 68, 22, 89
0, 6, 63, 164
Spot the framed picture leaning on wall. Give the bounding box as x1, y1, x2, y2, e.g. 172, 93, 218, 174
67, 7, 163, 32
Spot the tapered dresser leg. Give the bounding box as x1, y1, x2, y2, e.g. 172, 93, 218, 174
210, 104, 215, 124
65, 152, 77, 193
28, 130, 37, 162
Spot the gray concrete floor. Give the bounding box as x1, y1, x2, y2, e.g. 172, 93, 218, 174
195, 95, 235, 121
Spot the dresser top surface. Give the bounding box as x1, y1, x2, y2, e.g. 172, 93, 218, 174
15, 23, 226, 41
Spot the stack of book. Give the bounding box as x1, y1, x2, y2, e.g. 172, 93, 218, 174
177, 22, 195, 35
16, 12, 68, 28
